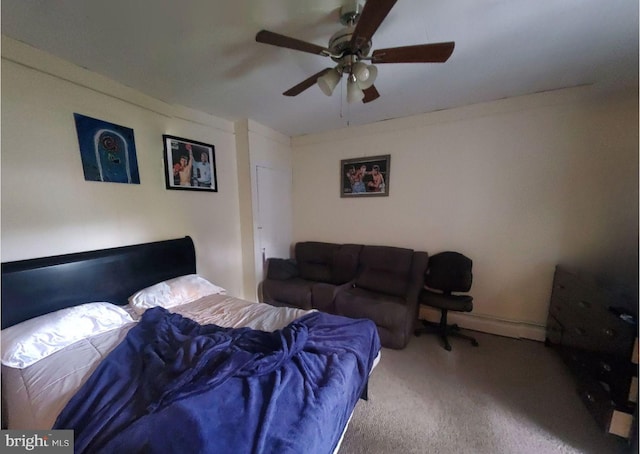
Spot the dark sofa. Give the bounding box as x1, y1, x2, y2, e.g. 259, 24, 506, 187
261, 241, 429, 349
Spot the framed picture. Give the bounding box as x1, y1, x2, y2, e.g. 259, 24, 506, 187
341, 154, 390, 197
163, 135, 217, 192
74, 113, 140, 184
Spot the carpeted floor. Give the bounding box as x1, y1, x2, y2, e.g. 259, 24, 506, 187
339, 330, 634, 454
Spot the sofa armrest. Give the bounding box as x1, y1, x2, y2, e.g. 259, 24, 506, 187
266, 258, 299, 280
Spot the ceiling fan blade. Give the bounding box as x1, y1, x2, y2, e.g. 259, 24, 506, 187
372, 42, 455, 63
283, 68, 332, 96
256, 30, 329, 56
362, 85, 380, 103
350, 0, 398, 52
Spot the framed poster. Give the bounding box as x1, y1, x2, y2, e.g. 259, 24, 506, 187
74, 113, 140, 184
163, 135, 217, 192
341, 154, 390, 197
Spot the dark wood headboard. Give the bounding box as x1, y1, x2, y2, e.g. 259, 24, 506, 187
1, 236, 196, 329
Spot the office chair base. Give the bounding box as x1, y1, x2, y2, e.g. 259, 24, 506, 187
415, 319, 479, 351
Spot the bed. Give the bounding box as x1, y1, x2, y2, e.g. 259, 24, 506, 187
1, 236, 381, 453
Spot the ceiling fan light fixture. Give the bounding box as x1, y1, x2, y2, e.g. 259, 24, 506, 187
352, 61, 370, 82
356, 64, 377, 89
317, 68, 341, 96
347, 76, 364, 103
257, 0, 455, 105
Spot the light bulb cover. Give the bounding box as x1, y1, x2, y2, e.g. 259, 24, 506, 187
317, 68, 341, 96
356, 64, 377, 89
347, 78, 364, 103
352, 62, 370, 82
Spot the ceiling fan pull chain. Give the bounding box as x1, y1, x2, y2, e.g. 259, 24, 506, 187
345, 80, 352, 128
339, 80, 345, 120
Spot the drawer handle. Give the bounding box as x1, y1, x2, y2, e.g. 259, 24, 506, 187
574, 327, 586, 336
603, 328, 616, 337
600, 361, 612, 372
585, 392, 595, 403
578, 300, 591, 309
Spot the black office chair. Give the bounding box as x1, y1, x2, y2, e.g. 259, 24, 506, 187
415, 251, 479, 351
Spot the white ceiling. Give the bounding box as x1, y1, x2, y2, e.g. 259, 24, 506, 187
2, 0, 638, 137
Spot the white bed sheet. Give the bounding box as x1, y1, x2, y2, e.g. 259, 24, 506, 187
164, 293, 312, 330
2, 323, 135, 430
2, 295, 380, 452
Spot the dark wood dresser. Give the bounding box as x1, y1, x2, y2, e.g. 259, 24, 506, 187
546, 266, 638, 441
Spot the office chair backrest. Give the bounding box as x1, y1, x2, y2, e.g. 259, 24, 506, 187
425, 251, 472, 294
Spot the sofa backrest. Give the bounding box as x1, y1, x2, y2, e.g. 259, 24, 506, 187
355, 245, 415, 297
295, 242, 362, 285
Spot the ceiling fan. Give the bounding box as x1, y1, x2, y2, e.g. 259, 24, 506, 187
255, 0, 454, 104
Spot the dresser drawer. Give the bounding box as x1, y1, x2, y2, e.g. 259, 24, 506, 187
549, 294, 609, 325
577, 377, 634, 439
591, 362, 635, 406
552, 268, 615, 314
562, 317, 636, 359
569, 351, 637, 405
549, 290, 631, 334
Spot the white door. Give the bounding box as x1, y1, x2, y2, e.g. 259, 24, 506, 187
254, 165, 293, 294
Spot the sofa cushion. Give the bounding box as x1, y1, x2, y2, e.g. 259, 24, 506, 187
296, 242, 340, 283
295, 242, 362, 285
266, 258, 299, 280
355, 246, 414, 297
335, 287, 408, 330
310, 282, 342, 313
332, 244, 362, 284
262, 277, 313, 310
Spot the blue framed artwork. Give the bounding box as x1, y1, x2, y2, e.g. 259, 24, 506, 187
73, 113, 140, 184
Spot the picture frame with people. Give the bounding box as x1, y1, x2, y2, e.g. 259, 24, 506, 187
341, 154, 390, 197
163, 135, 217, 192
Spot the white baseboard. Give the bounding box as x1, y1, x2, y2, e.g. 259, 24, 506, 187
418, 306, 546, 342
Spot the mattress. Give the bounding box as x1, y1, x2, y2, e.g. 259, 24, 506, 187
2, 323, 135, 430
3, 295, 379, 440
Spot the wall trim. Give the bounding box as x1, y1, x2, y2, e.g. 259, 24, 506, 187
291, 84, 605, 147
419, 306, 546, 342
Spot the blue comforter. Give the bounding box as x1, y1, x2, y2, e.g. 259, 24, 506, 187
53, 307, 380, 454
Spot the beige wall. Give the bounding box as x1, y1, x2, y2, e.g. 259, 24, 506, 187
1, 38, 245, 297
291, 86, 638, 337
235, 119, 293, 301
3, 36, 636, 337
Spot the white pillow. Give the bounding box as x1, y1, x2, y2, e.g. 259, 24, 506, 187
128, 274, 226, 315
1, 302, 134, 369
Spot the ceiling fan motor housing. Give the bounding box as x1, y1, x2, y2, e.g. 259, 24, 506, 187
329, 26, 371, 62
331, 1, 370, 70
